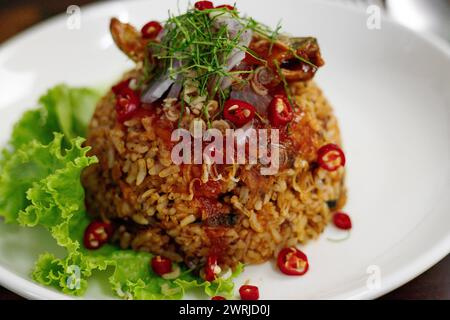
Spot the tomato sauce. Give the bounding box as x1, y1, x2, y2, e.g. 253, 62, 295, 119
205, 227, 228, 257
195, 195, 231, 258
153, 117, 175, 147
246, 40, 289, 69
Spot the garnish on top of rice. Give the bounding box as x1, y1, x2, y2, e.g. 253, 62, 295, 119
81, 0, 347, 293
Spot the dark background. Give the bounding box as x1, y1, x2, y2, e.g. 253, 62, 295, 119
0, 0, 448, 300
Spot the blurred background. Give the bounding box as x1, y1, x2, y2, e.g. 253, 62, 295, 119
0, 0, 448, 300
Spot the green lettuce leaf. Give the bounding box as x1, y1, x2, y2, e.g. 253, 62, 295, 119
0, 85, 244, 299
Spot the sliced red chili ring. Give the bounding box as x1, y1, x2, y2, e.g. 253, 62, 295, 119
317, 143, 346, 171
216, 4, 235, 10
268, 94, 294, 127
277, 247, 309, 276
195, 1, 214, 10
223, 99, 256, 127
239, 285, 259, 300
211, 296, 226, 300
115, 87, 141, 123
83, 221, 113, 250
151, 256, 173, 276
141, 21, 163, 39
112, 78, 132, 95
333, 212, 352, 230
204, 255, 220, 282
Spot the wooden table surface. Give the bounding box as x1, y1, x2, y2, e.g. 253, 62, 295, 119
0, 0, 448, 300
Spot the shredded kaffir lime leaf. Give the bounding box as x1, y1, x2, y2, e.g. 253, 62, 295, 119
147, 6, 289, 122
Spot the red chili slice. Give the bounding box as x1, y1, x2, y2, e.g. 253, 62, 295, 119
83, 221, 113, 250
268, 95, 294, 127
333, 212, 352, 230
112, 78, 131, 95
239, 285, 259, 300
151, 256, 172, 276
195, 1, 214, 10
317, 143, 346, 172
141, 21, 162, 39
223, 99, 256, 127
115, 87, 141, 123
211, 296, 226, 300
216, 4, 235, 10
204, 255, 219, 282
277, 247, 309, 276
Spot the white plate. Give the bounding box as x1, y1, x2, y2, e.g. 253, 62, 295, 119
0, 0, 449, 300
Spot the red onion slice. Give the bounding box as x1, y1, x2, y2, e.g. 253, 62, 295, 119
220, 76, 233, 90
220, 29, 253, 90
226, 50, 246, 72
155, 29, 165, 42
226, 29, 253, 71
167, 72, 183, 99
239, 29, 253, 48
212, 13, 241, 38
